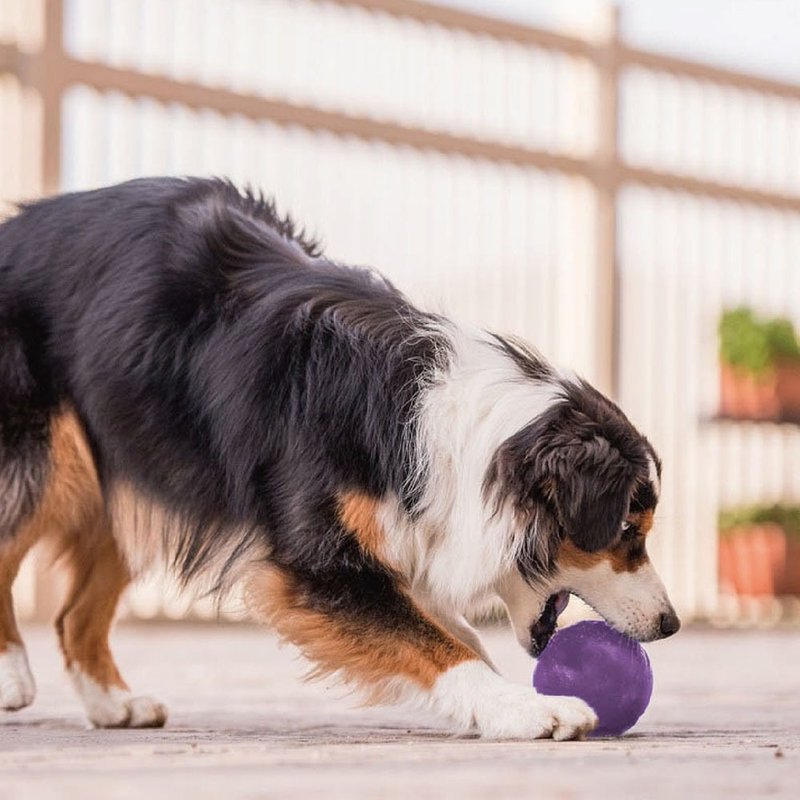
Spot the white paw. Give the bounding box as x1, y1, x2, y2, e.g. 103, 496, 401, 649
431, 660, 597, 740
471, 686, 597, 740
70, 668, 167, 728
539, 694, 599, 741
0, 643, 36, 711
126, 695, 168, 728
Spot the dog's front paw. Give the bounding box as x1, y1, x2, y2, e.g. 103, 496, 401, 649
472, 687, 597, 740
536, 694, 598, 741
431, 661, 597, 740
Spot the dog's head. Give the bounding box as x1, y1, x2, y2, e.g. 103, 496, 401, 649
488, 378, 679, 656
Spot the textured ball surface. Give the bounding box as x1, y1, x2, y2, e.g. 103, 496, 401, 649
532, 620, 653, 737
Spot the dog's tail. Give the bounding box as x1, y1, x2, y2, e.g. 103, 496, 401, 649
0, 318, 52, 540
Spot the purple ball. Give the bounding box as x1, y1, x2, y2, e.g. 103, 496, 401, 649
532, 620, 653, 737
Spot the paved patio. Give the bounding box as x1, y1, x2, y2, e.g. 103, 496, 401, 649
0, 622, 798, 799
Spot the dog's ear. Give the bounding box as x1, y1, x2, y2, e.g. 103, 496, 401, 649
488, 408, 640, 555
550, 435, 636, 552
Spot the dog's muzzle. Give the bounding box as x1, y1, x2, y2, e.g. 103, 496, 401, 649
528, 590, 570, 657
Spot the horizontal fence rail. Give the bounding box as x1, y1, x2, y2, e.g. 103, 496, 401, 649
3, 3, 800, 208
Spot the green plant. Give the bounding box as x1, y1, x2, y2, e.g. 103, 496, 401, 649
719, 307, 800, 376
718, 504, 800, 539
765, 317, 800, 360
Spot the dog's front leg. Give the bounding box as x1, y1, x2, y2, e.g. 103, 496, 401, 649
247, 562, 597, 740
410, 588, 499, 672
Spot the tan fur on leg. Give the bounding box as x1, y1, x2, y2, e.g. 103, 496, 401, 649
1, 407, 166, 728
1, 407, 105, 713
56, 515, 131, 695
0, 529, 38, 710
246, 564, 479, 703
55, 516, 167, 728
32, 410, 166, 729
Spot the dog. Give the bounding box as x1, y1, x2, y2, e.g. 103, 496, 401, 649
0, 177, 679, 738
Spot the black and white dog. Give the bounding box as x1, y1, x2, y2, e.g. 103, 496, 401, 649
0, 177, 678, 738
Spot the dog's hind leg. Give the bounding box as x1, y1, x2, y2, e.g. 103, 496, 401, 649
0, 323, 51, 711
55, 512, 168, 729
39, 411, 167, 729
0, 527, 38, 711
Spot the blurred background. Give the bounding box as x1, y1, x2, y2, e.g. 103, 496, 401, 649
2, 0, 800, 628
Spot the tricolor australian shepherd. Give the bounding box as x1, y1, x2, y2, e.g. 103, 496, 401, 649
0, 177, 679, 739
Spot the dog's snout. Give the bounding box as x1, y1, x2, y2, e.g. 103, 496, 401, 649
659, 610, 681, 638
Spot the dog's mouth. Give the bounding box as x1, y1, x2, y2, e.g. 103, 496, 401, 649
528, 590, 570, 657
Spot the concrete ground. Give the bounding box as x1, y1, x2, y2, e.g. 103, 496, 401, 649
0, 623, 798, 799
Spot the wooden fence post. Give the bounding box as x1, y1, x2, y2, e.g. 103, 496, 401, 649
593, 4, 620, 398
39, 0, 64, 195
30, 0, 66, 621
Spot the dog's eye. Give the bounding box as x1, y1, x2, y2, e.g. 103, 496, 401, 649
620, 520, 638, 540
619, 520, 639, 542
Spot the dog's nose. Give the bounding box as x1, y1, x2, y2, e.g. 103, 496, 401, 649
659, 610, 681, 638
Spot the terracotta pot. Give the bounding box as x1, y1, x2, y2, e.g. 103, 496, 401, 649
718, 523, 787, 596
778, 538, 800, 595
719, 363, 778, 420
774, 359, 800, 421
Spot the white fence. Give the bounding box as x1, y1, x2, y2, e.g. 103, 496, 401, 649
2, 0, 800, 621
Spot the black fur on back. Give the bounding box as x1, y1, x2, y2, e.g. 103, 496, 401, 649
0, 177, 448, 587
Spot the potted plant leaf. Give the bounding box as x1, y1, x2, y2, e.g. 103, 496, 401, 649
718, 308, 800, 421
718, 505, 800, 596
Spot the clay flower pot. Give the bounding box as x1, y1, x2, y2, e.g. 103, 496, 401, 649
718, 523, 800, 597
780, 538, 800, 595
719, 363, 778, 420
774, 359, 800, 421
720, 360, 800, 422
